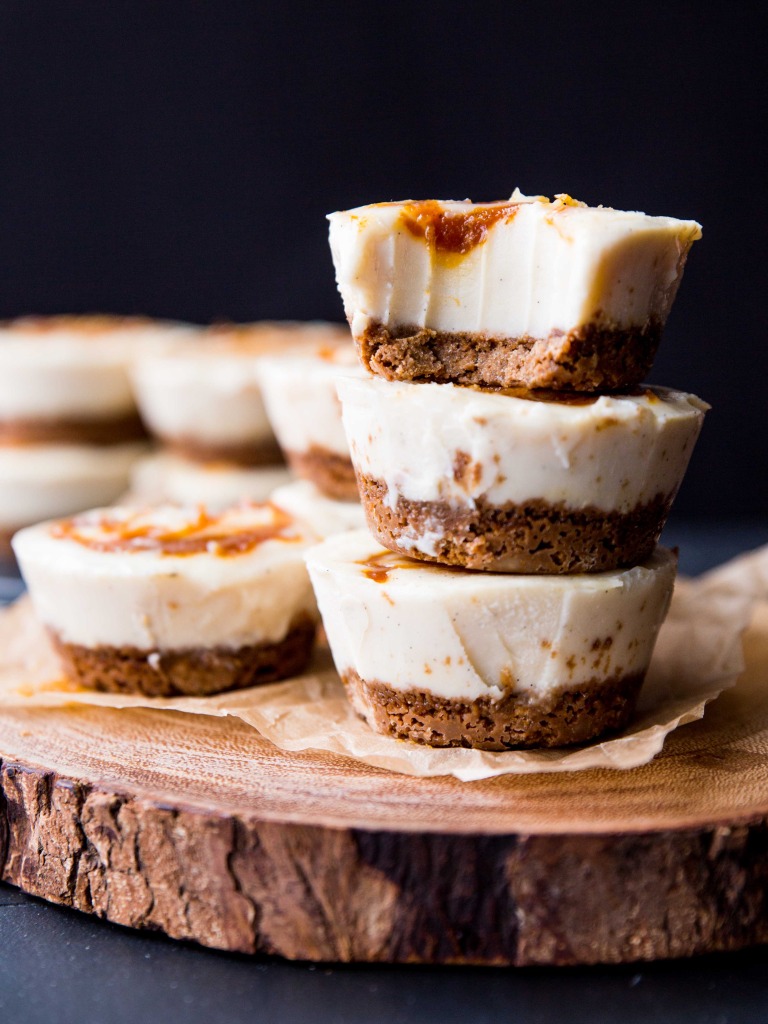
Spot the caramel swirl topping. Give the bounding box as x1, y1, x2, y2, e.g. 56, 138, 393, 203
51, 503, 303, 557
399, 201, 519, 256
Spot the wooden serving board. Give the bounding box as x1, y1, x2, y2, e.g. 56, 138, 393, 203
1, 610, 768, 967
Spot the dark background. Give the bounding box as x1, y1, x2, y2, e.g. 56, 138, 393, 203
0, 1, 764, 518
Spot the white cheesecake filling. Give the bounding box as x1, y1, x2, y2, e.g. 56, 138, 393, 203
338, 376, 707, 513
272, 480, 366, 538
328, 193, 701, 340
257, 340, 363, 458
0, 316, 195, 420
13, 503, 320, 651
130, 452, 292, 510
132, 322, 348, 449
306, 531, 676, 702
0, 443, 147, 530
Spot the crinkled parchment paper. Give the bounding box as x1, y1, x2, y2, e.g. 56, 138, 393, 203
0, 554, 761, 781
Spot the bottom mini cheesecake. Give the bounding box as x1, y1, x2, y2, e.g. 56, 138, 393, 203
13, 502, 320, 696
305, 531, 677, 750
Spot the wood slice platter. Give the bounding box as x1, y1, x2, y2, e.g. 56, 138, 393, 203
1, 608, 768, 967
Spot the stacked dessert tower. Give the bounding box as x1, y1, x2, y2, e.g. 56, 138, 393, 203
308, 191, 708, 750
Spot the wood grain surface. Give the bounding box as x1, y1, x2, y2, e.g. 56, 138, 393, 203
1, 607, 768, 966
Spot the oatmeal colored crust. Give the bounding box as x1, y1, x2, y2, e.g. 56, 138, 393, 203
357, 321, 662, 391
51, 614, 317, 697
287, 446, 359, 502
0, 411, 147, 447
358, 475, 672, 573
166, 435, 284, 468
343, 668, 645, 750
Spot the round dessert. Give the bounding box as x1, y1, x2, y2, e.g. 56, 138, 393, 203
338, 376, 708, 573
13, 503, 320, 696
306, 531, 677, 750
132, 321, 348, 466
257, 336, 364, 500
272, 480, 366, 538
0, 443, 146, 562
129, 451, 292, 510
328, 193, 702, 391
0, 315, 193, 446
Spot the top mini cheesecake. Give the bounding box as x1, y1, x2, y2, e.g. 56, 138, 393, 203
328, 192, 701, 390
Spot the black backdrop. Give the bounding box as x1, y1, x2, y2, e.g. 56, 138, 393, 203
0, 1, 764, 518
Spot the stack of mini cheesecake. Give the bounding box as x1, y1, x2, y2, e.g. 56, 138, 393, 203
306, 191, 708, 751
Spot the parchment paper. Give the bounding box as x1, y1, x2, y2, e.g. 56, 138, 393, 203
0, 550, 760, 780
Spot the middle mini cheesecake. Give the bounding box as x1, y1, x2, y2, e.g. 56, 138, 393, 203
339, 376, 707, 573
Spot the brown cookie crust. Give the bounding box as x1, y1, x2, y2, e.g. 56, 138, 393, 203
343, 668, 645, 750
0, 411, 147, 447
51, 614, 317, 697
357, 474, 672, 573
0, 528, 15, 565
357, 320, 661, 391
165, 435, 284, 468
286, 445, 359, 502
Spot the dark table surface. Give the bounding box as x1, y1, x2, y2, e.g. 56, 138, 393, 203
2, 518, 768, 1024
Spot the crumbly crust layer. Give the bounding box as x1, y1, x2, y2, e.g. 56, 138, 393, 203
343, 668, 645, 750
358, 475, 672, 573
0, 529, 15, 564
287, 446, 359, 502
51, 615, 317, 697
0, 411, 147, 447
166, 435, 284, 468
357, 321, 662, 391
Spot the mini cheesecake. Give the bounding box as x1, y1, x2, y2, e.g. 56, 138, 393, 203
339, 376, 707, 573
0, 443, 146, 562
0, 315, 192, 446
306, 532, 676, 750
328, 192, 701, 390
129, 451, 292, 510
257, 336, 365, 500
132, 321, 348, 466
13, 503, 320, 696
272, 480, 367, 538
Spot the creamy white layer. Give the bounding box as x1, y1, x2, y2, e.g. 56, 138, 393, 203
339, 377, 707, 514
328, 193, 701, 340
0, 316, 195, 421
13, 503, 320, 650
0, 443, 147, 529
130, 451, 292, 509
306, 532, 676, 702
257, 341, 363, 458
272, 480, 366, 538
132, 322, 348, 449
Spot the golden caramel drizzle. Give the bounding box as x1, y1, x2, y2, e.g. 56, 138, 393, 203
398, 201, 519, 256
356, 550, 421, 583
51, 503, 300, 557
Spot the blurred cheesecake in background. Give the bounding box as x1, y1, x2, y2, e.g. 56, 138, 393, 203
0, 314, 184, 561
257, 330, 363, 500
128, 451, 291, 510
0, 315, 190, 446
132, 320, 348, 466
